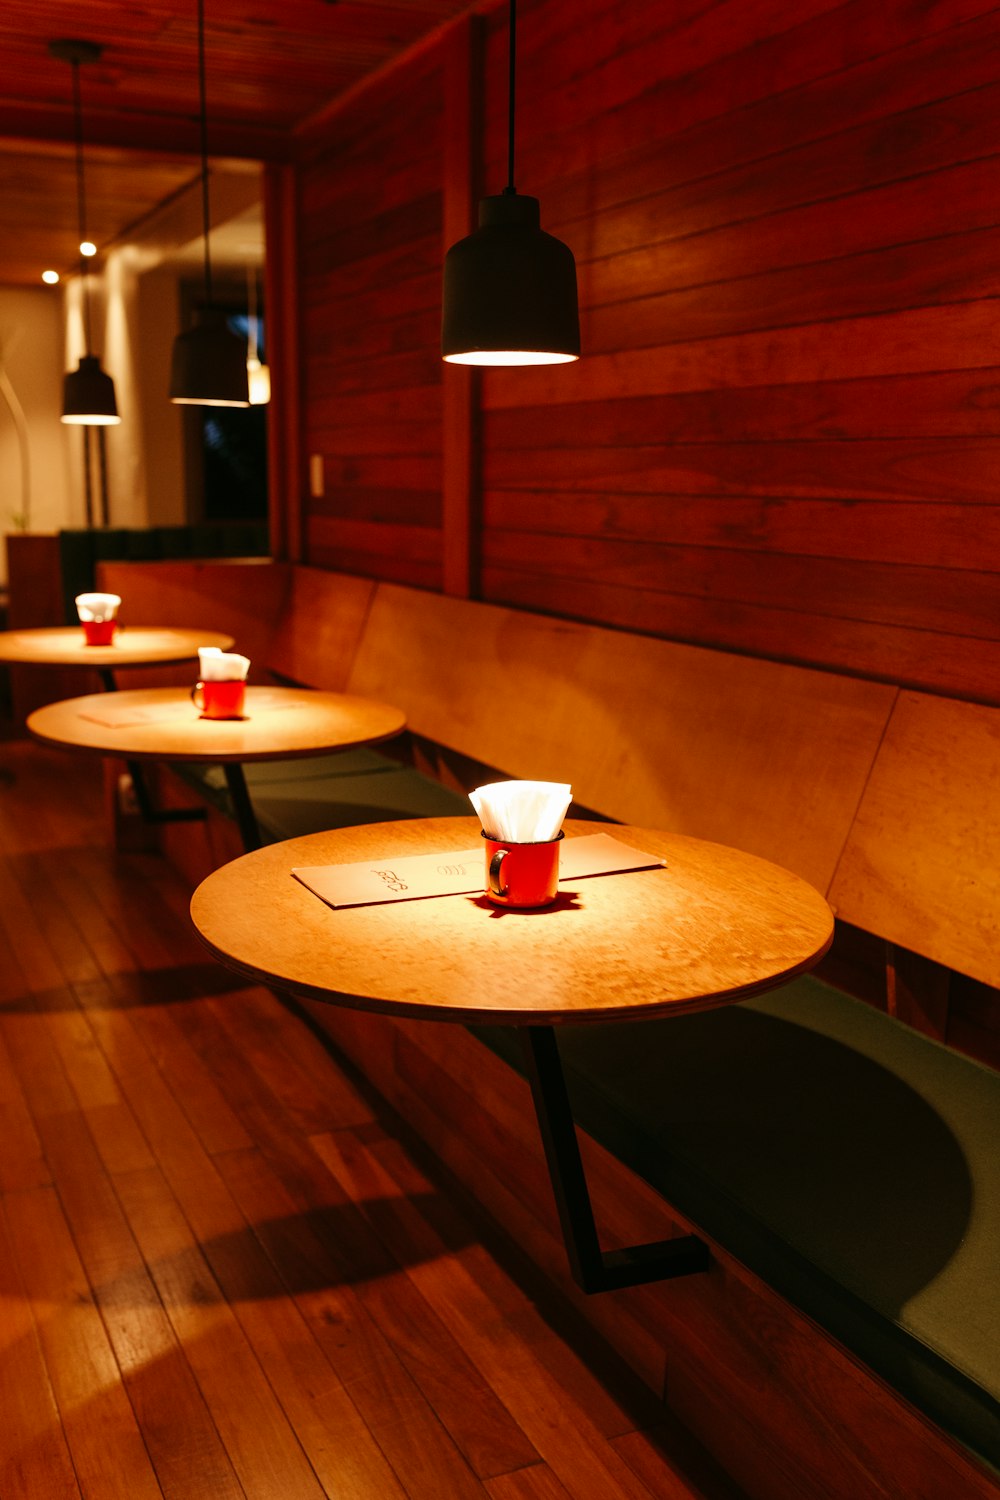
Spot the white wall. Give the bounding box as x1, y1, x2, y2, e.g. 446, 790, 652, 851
0, 286, 75, 573
0, 163, 263, 586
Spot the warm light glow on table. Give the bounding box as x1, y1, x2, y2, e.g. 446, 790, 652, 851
190, 817, 834, 1026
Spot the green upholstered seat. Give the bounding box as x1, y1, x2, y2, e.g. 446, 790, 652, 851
473, 979, 1000, 1473
172, 748, 470, 842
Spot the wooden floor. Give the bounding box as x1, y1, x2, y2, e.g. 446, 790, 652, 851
0, 739, 746, 1500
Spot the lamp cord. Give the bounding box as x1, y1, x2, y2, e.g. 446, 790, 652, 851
505, 0, 516, 194
71, 58, 93, 352
197, 0, 214, 306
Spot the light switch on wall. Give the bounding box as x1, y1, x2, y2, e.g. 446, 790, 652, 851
309, 453, 324, 498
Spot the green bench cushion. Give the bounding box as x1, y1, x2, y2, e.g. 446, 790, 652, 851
473, 978, 1000, 1472
172, 749, 470, 842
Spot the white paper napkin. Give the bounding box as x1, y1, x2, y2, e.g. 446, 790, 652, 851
198, 646, 251, 681
75, 592, 121, 622
470, 779, 572, 842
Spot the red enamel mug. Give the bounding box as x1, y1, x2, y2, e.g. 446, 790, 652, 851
81, 618, 118, 645
191, 678, 246, 720
483, 831, 563, 908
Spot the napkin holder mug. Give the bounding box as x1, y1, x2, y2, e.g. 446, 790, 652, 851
75, 592, 121, 646
191, 679, 246, 720
483, 831, 563, 908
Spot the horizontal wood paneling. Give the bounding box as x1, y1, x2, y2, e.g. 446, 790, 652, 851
299, 51, 445, 589
462, 0, 1000, 702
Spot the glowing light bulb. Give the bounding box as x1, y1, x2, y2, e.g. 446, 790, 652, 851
42, 270, 60, 285
80, 240, 97, 258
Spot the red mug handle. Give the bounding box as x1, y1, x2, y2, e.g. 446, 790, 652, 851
488, 847, 509, 897
190, 682, 205, 710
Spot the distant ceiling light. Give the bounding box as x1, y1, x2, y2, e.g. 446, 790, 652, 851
441, 0, 579, 367
247, 357, 271, 405
246, 267, 270, 405
80, 240, 97, 257
169, 0, 249, 407
50, 38, 121, 427
42, 270, 60, 285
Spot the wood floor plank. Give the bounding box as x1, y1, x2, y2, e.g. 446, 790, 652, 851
287, 1127, 549, 1477
2, 1002, 246, 1500
100, 981, 254, 1159
5, 1184, 164, 1500
37, 1000, 155, 1178
141, 1146, 416, 1500
0, 1027, 50, 1191
52, 844, 145, 977
612, 1427, 749, 1500
65, 976, 487, 1500
114, 1163, 331, 1500
368, 1131, 663, 1441
214, 1143, 494, 1500
0, 1199, 83, 1500
206, 986, 375, 1135
73, 845, 206, 974
0, 892, 33, 1005
9, 849, 105, 988
0, 855, 67, 994
142, 980, 379, 1196
0, 742, 104, 853
311, 1132, 660, 1500
0, 741, 743, 1500
486, 1465, 575, 1499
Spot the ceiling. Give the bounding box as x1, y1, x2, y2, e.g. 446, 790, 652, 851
0, 0, 479, 287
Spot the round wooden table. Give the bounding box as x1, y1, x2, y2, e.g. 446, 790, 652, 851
0, 625, 234, 688
28, 686, 407, 850
190, 815, 833, 1291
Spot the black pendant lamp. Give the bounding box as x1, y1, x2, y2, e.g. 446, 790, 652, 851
51, 39, 121, 427
442, 0, 579, 366
169, 0, 249, 407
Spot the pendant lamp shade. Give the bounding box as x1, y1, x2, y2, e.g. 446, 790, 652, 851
441, 0, 579, 366
62, 354, 120, 425
170, 310, 249, 406
442, 194, 579, 365
50, 38, 122, 426
169, 0, 249, 407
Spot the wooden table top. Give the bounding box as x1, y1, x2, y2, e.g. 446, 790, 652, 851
0, 625, 234, 667
190, 817, 834, 1026
27, 685, 406, 764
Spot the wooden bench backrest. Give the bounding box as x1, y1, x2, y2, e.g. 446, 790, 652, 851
265, 567, 375, 691
347, 582, 896, 892
97, 558, 292, 686
93, 561, 1000, 984
830, 690, 1000, 988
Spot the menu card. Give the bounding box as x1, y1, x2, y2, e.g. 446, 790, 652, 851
78, 700, 195, 728
292, 832, 665, 910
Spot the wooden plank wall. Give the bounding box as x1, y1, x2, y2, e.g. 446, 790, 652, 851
298, 49, 445, 590
297, 0, 1000, 706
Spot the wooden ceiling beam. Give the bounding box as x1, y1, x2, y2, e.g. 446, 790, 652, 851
0, 100, 291, 163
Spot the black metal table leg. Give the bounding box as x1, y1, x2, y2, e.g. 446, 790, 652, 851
123, 758, 205, 827
223, 762, 262, 851
520, 1025, 710, 1293
98, 666, 117, 692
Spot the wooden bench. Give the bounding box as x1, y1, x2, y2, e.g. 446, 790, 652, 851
95, 557, 1000, 1500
